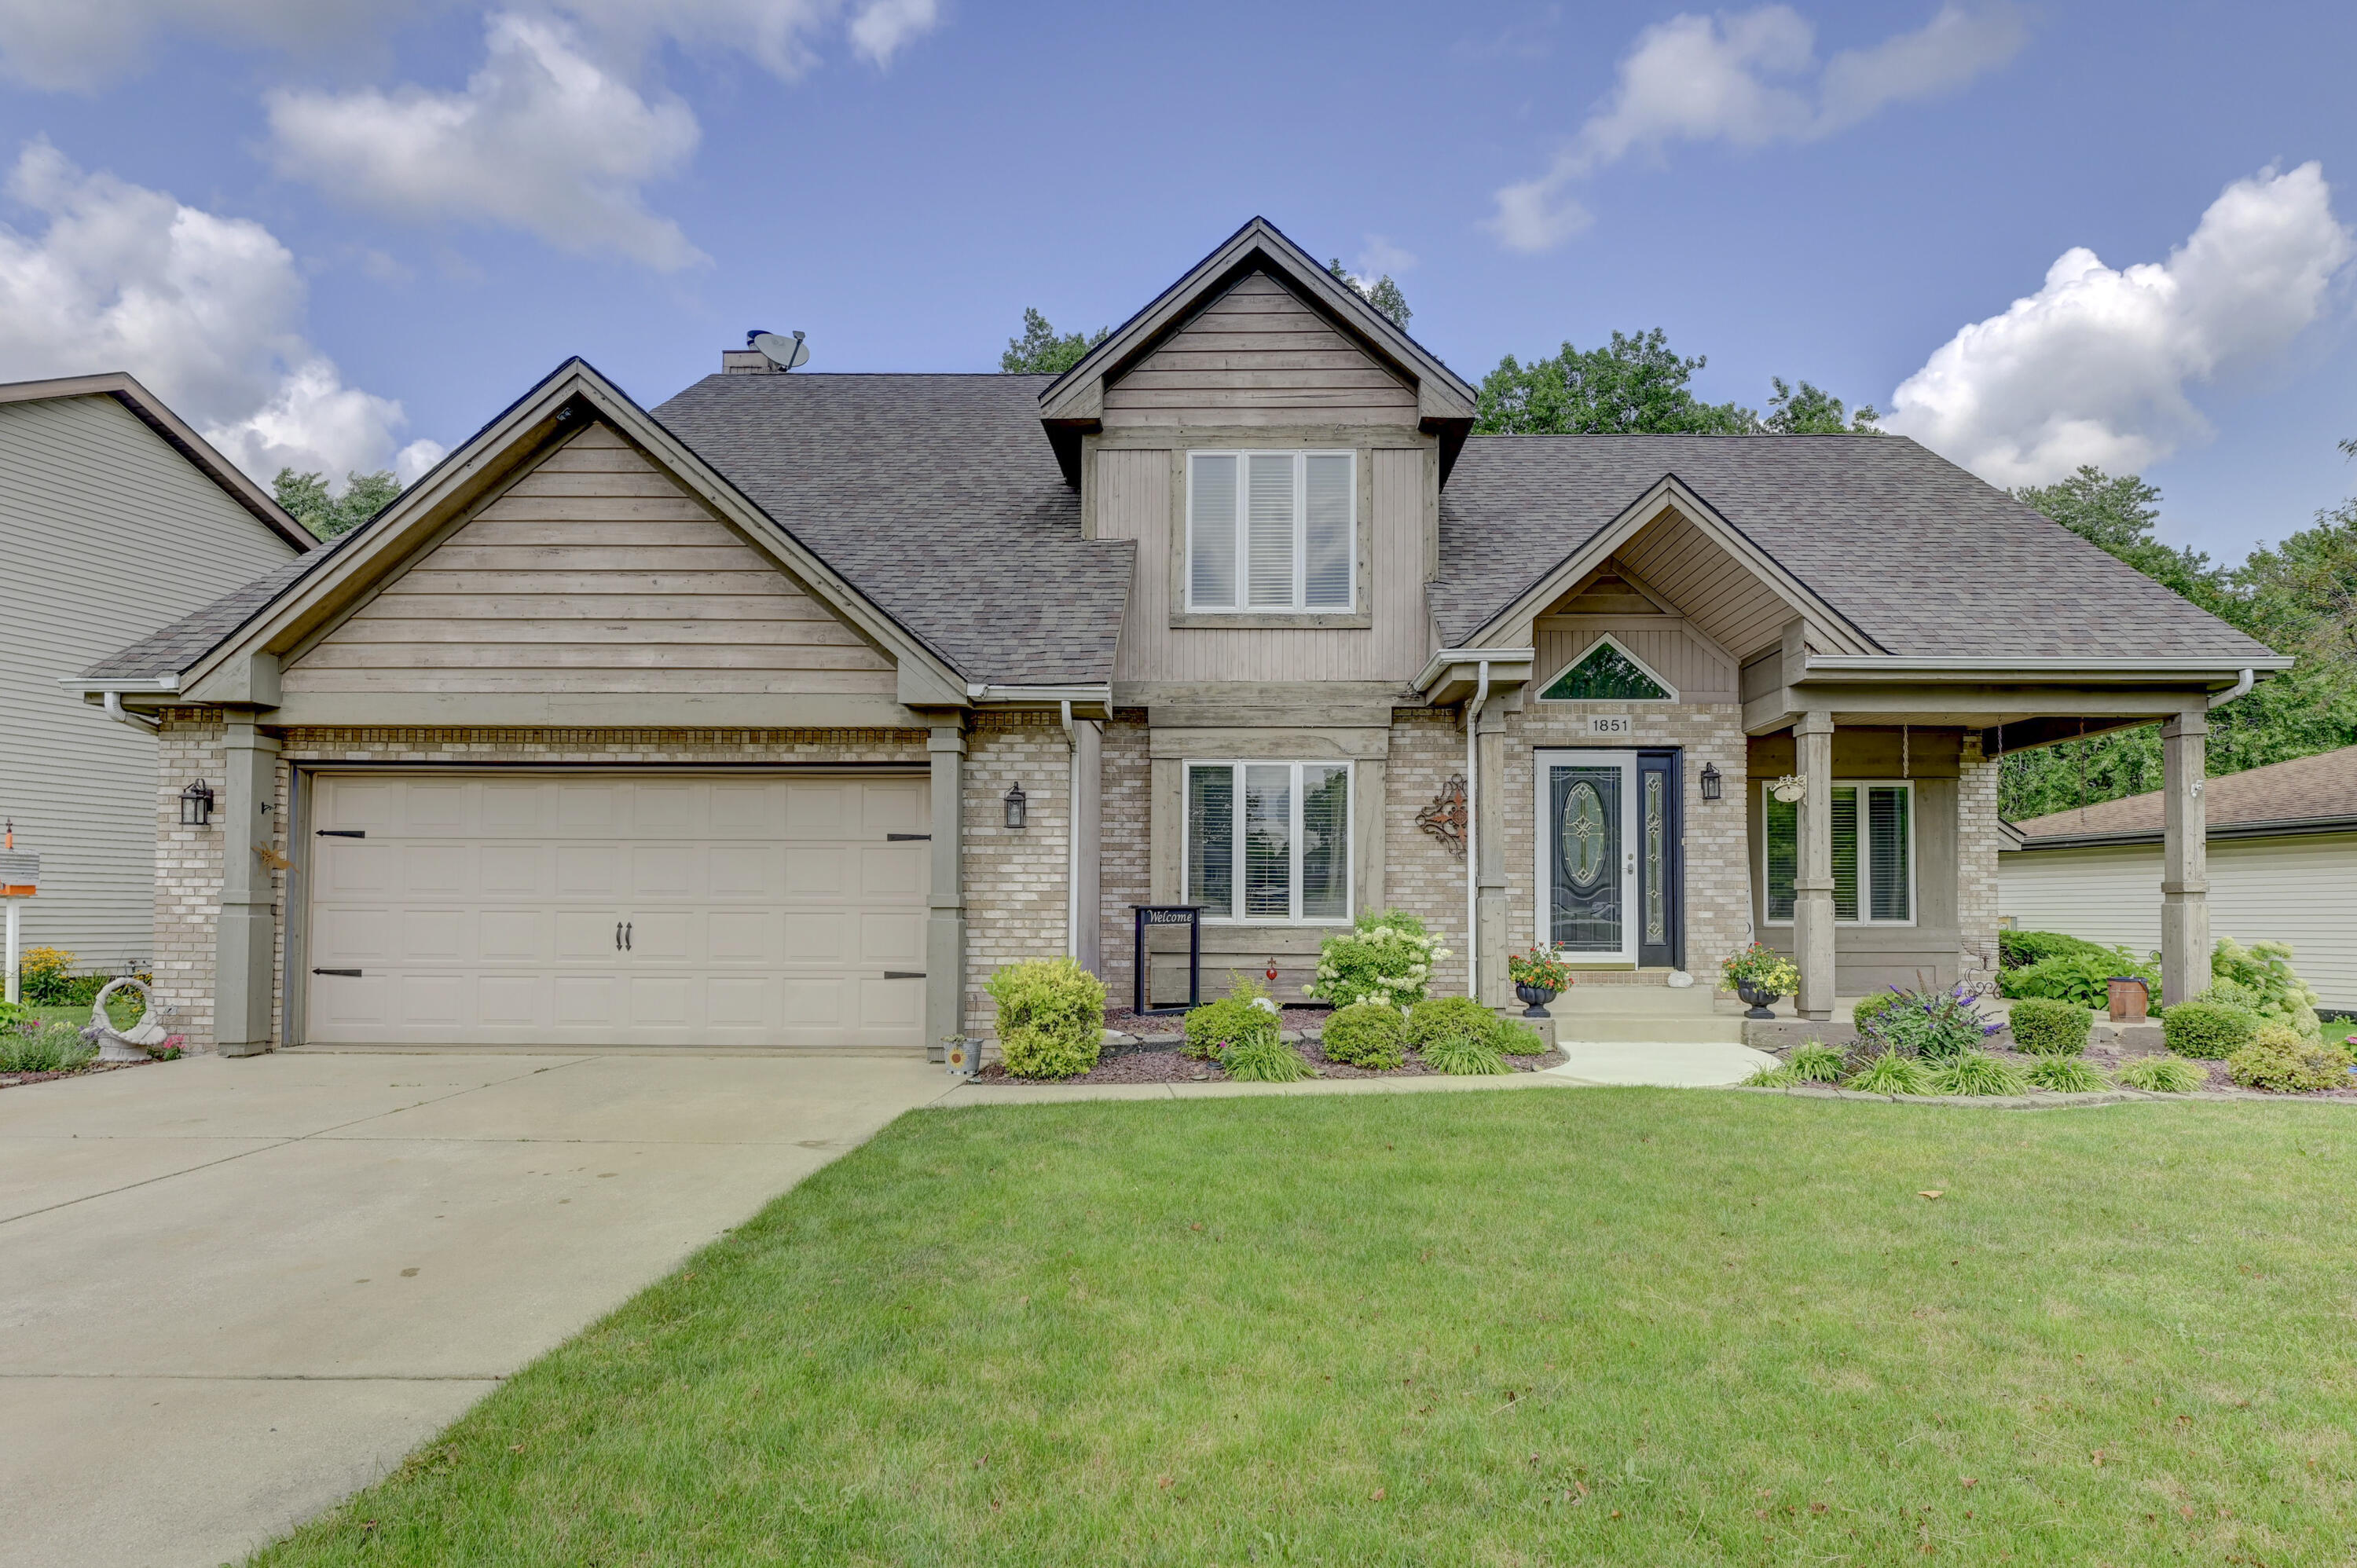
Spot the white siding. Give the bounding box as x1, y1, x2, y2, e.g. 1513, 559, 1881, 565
1999, 833, 2357, 1009
0, 395, 299, 969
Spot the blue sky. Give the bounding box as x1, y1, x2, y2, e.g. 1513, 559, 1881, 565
0, 0, 2351, 564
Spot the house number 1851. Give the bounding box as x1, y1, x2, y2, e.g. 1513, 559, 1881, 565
1585, 716, 1633, 736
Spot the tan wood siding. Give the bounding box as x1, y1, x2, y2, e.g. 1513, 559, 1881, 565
1534, 620, 1739, 703
1101, 271, 1416, 428
284, 426, 895, 698
2000, 833, 2357, 1009
1615, 508, 1801, 661
0, 394, 300, 967
1098, 444, 1431, 683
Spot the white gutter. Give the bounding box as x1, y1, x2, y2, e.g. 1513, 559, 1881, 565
64, 674, 180, 693
102, 691, 160, 733
965, 682, 1113, 706
2209, 668, 2256, 709
1413, 647, 1534, 694
1799, 655, 2293, 683
1464, 658, 1491, 1003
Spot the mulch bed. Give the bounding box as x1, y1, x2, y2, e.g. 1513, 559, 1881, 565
970, 1035, 1566, 1087
0, 1057, 156, 1093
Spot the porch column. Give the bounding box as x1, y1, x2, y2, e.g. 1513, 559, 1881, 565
2161, 709, 2210, 1006
1475, 695, 1510, 1006
1791, 710, 1836, 1021
213, 719, 280, 1056
926, 723, 967, 1051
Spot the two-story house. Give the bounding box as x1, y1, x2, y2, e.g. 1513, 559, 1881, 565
77, 219, 2279, 1056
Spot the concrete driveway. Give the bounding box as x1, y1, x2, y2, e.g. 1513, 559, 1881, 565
0, 1050, 951, 1568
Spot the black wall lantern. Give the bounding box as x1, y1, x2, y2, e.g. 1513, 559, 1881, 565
1003, 782, 1028, 830
179, 779, 215, 826
1698, 763, 1723, 802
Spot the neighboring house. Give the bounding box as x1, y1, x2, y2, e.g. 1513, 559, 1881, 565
2000, 745, 2357, 1009
75, 219, 2281, 1056
1, 375, 313, 976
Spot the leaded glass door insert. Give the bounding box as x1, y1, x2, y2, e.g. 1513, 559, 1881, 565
1545, 756, 1635, 959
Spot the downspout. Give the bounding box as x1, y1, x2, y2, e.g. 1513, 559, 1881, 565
1464, 660, 1491, 1001
2209, 668, 2254, 709
104, 691, 160, 734
1061, 701, 1080, 960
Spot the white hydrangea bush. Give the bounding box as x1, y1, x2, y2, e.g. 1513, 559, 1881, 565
1308, 910, 1452, 1009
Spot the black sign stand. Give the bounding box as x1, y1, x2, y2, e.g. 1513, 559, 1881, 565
1131, 904, 1202, 1016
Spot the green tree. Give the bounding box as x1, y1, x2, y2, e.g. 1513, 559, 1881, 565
1475, 328, 1752, 435
2010, 467, 2237, 618
999, 309, 1107, 375
272, 467, 400, 540
1761, 376, 1879, 434
1325, 259, 1411, 329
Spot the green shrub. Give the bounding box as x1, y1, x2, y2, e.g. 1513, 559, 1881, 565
2227, 1026, 2353, 1093
2025, 1055, 2108, 1094
1420, 1031, 1510, 1075
1319, 1002, 1406, 1070
2000, 948, 2158, 1009
2207, 939, 2322, 1039
1999, 929, 2126, 971
1182, 991, 1277, 1061
2117, 1053, 2205, 1094
2161, 1000, 2257, 1060
1788, 1042, 1846, 1083
1933, 1050, 2029, 1096
0, 1022, 96, 1074
1743, 1062, 1802, 1087
1845, 1050, 1934, 1095
1407, 995, 1502, 1053
1308, 910, 1449, 1009
1849, 991, 1904, 1036
1495, 1018, 1549, 1057
1860, 985, 1999, 1063
0, 1001, 27, 1031
984, 958, 1105, 1080
2007, 997, 2091, 1057
1219, 1035, 1316, 1083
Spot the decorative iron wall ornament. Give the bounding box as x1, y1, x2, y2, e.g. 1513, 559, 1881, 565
1416, 775, 1468, 858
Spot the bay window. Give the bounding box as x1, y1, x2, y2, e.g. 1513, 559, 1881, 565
1184, 761, 1351, 921
1761, 781, 1914, 924
1186, 450, 1354, 612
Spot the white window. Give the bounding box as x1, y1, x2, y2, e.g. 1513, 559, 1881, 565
1186, 450, 1354, 612
1183, 761, 1351, 922
1761, 781, 1915, 925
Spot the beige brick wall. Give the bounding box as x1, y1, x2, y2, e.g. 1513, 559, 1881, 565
1500, 700, 1750, 984
962, 711, 1076, 1034
153, 710, 229, 1050
1384, 708, 1473, 995
1955, 732, 2001, 993
1095, 713, 1151, 1009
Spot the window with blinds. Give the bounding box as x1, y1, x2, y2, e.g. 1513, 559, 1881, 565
1183, 761, 1351, 921
1186, 450, 1354, 612
1760, 782, 1914, 925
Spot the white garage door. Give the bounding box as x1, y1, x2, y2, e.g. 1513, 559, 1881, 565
302, 772, 930, 1047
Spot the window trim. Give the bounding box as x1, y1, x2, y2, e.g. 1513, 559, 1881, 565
1181, 759, 1354, 925
1534, 632, 1679, 703
1758, 778, 1918, 928
1183, 449, 1357, 615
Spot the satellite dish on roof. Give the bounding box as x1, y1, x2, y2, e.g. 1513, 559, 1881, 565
750, 330, 808, 371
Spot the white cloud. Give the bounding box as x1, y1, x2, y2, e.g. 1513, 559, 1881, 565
0, 0, 412, 90
267, 12, 706, 271
845, 0, 937, 65
1355, 234, 1418, 277
0, 141, 438, 486
1885, 163, 2352, 486
1490, 2, 2025, 251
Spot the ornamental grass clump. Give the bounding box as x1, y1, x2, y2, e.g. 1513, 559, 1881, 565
1844, 1050, 1934, 1096
1743, 1061, 1803, 1087
1308, 910, 1449, 1009
2117, 1053, 2206, 1094
2025, 1055, 2109, 1094
0, 1021, 96, 1075
1319, 1002, 1407, 1070
1860, 984, 2001, 1064
1420, 1030, 1511, 1075
984, 957, 1105, 1080
2227, 1025, 2354, 1094
2161, 1000, 2257, 1060
2006, 997, 2092, 1057
1932, 1050, 2029, 1097
1219, 1034, 1317, 1083
1788, 1042, 1846, 1083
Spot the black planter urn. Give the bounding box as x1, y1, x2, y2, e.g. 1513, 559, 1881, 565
1515, 981, 1559, 1019
1736, 980, 1780, 1020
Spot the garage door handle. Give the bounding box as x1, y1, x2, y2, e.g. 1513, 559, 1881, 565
312, 968, 362, 977
884, 971, 925, 980
614, 921, 622, 951
316, 829, 365, 838
625, 921, 632, 951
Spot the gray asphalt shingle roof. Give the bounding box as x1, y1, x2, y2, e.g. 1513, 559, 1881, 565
1432, 434, 2276, 661
81, 551, 322, 682
654, 372, 1133, 683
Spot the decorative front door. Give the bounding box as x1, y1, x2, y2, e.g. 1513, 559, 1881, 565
1540, 752, 1637, 963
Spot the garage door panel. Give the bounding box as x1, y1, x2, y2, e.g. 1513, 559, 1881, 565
306, 772, 929, 1047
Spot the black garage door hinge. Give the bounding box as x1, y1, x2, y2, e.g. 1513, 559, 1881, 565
311, 968, 362, 977
315, 829, 366, 838
885, 833, 931, 841
883, 971, 925, 980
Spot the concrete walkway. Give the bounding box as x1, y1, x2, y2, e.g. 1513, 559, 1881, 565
1545, 1038, 1780, 1087
0, 1050, 950, 1568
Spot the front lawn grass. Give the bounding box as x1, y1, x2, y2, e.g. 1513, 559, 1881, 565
254, 1091, 2357, 1566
